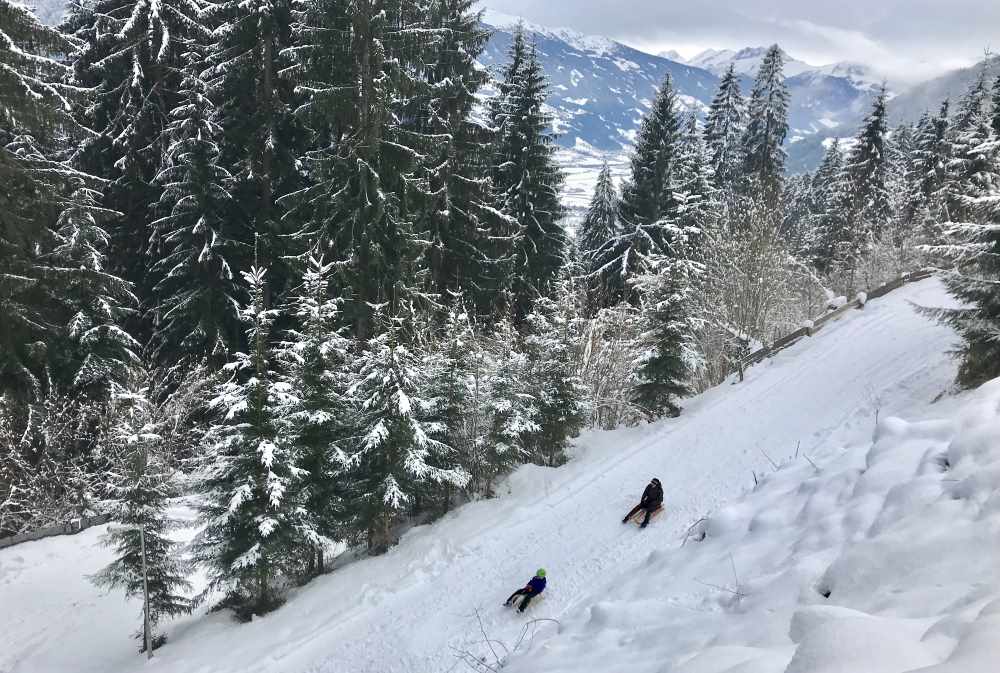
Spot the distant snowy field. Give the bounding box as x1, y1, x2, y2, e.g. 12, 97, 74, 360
6, 279, 997, 673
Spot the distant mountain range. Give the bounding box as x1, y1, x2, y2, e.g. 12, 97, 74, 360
479, 12, 892, 174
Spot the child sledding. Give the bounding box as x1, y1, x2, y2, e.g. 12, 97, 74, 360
504, 569, 546, 613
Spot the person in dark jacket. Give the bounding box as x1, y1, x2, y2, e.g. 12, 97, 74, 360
504, 569, 547, 612
623, 478, 664, 528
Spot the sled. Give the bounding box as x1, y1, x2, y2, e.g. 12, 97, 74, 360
628, 505, 664, 526
504, 592, 545, 612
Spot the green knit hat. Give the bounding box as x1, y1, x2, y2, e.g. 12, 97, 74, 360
536, 568, 546, 578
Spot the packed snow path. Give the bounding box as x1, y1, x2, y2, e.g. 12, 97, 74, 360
0, 279, 961, 673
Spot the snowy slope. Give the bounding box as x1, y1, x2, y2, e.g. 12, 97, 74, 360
506, 299, 1000, 673
0, 279, 966, 673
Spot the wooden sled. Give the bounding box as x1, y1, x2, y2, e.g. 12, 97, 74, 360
628, 506, 664, 526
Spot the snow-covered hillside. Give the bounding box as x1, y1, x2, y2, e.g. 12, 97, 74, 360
508, 315, 1000, 673
3, 279, 982, 673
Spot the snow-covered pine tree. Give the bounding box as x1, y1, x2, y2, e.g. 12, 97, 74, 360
413, 0, 501, 316
671, 114, 718, 236
942, 71, 994, 225
908, 100, 952, 237
835, 88, 892, 288
421, 298, 486, 508
810, 140, 847, 271
578, 162, 620, 312
781, 173, 815, 261
482, 317, 537, 494
277, 254, 352, 574
192, 262, 310, 616
491, 36, 567, 321
523, 268, 588, 466
741, 45, 789, 203
343, 306, 469, 554
607, 74, 682, 304
49, 185, 141, 399
286, 1, 434, 338
703, 64, 745, 187
631, 223, 701, 418
149, 53, 246, 379
1, 1, 89, 408
886, 123, 917, 254
65, 0, 207, 331
992, 76, 1000, 138
204, 0, 303, 300
926, 70, 1000, 388
91, 385, 192, 651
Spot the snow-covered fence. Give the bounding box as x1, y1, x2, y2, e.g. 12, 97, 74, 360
0, 514, 111, 550
740, 270, 934, 372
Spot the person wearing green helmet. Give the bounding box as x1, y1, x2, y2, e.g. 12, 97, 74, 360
504, 568, 547, 612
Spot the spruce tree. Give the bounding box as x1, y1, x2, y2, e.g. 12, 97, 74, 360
578, 162, 620, 312
811, 140, 846, 271
49, 186, 141, 398
928, 72, 1000, 388
149, 55, 246, 378
343, 308, 469, 554
66, 0, 207, 330
992, 76, 1000, 138
193, 263, 311, 616
483, 317, 537, 494
205, 0, 303, 300
608, 74, 682, 303
631, 224, 700, 418
287, 1, 436, 338
908, 101, 952, 240
422, 299, 484, 508
277, 255, 352, 573
491, 37, 567, 321
1, 1, 88, 406
523, 269, 588, 466
781, 173, 815, 260
835, 88, 892, 283
672, 114, 718, 235
91, 386, 192, 650
703, 64, 745, 187
886, 123, 917, 251
741, 45, 789, 202
942, 71, 994, 225
414, 0, 499, 315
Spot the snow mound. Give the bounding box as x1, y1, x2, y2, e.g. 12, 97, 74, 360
506, 379, 1000, 673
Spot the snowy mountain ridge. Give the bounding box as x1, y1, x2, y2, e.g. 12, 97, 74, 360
684, 46, 886, 91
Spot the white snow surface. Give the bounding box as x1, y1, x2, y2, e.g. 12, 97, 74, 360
7, 279, 1000, 673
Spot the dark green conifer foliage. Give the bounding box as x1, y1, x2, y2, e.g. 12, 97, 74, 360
703, 64, 745, 187
578, 162, 620, 312
150, 56, 246, 378
741, 45, 789, 203
491, 36, 567, 321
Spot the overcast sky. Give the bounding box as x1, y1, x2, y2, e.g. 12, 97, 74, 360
484, 0, 997, 84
